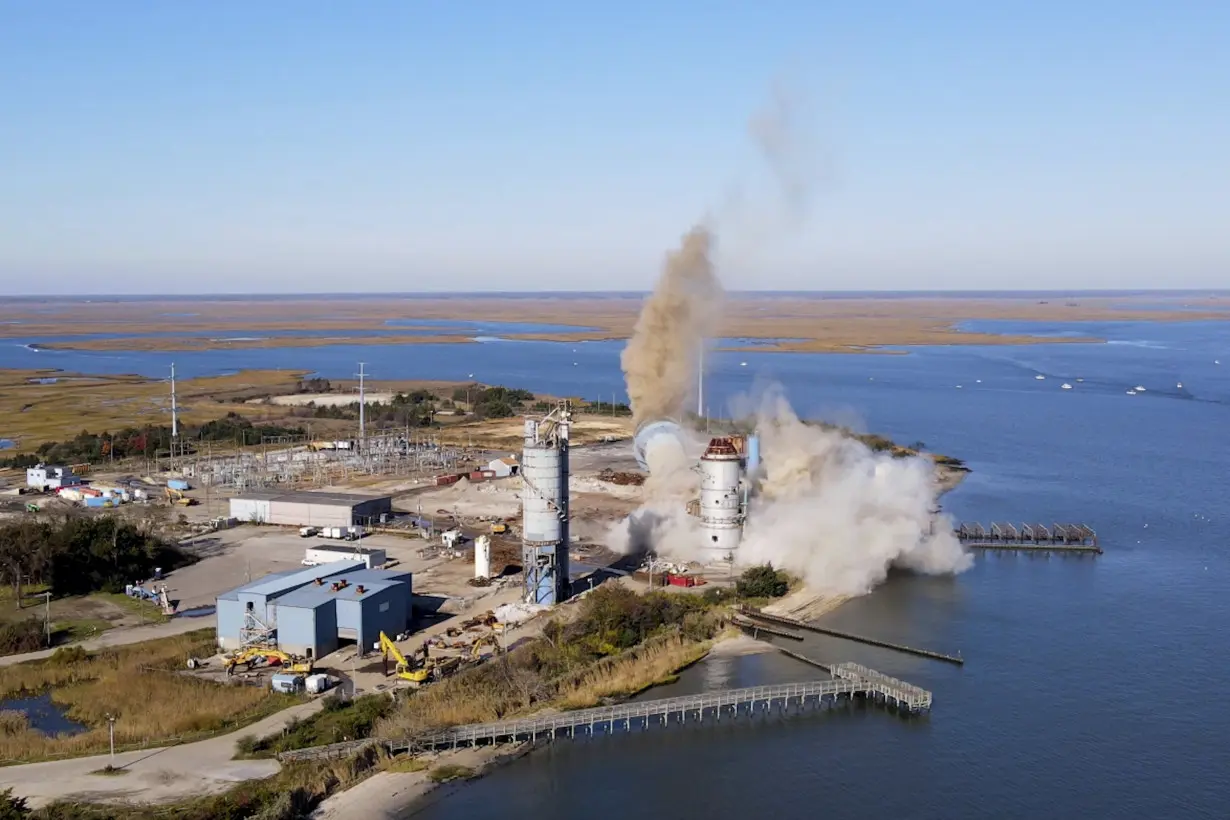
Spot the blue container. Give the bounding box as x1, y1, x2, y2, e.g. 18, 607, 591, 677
167, 479, 190, 491
746, 434, 761, 474
83, 496, 110, 508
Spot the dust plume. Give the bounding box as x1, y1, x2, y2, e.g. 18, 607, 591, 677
619, 226, 723, 426
609, 387, 971, 595
736, 389, 972, 595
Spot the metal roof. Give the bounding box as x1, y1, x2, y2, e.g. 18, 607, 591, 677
240, 560, 365, 597
231, 490, 391, 507
277, 579, 400, 609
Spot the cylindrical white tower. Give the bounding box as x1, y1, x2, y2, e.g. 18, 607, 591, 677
521, 408, 570, 604
698, 437, 744, 554
474, 535, 492, 580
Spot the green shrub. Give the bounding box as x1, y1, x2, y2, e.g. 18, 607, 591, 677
735, 564, 789, 599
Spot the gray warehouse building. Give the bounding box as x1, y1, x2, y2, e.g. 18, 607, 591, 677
216, 559, 411, 659
229, 490, 393, 528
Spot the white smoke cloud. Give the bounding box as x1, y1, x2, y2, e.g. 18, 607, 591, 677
610, 385, 972, 597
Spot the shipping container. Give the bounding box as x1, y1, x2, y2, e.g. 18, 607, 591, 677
305, 674, 331, 694
167, 479, 190, 491
434, 474, 461, 487
480, 470, 496, 478
667, 574, 697, 587
468, 471, 487, 482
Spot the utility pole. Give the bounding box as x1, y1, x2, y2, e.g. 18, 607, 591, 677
356, 362, 367, 450
106, 714, 117, 763
170, 363, 178, 471
699, 349, 705, 419
42, 591, 51, 644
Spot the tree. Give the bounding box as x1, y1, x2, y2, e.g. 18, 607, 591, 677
735, 564, 789, 599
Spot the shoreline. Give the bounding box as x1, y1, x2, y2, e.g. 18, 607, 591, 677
311, 617, 841, 819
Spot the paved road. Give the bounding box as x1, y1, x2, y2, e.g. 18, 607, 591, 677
0, 615, 216, 667
0, 699, 322, 808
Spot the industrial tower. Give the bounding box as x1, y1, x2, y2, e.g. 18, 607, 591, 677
521, 404, 571, 605
696, 437, 746, 554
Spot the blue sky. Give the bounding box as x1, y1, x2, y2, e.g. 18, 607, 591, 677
1, 1, 1226, 294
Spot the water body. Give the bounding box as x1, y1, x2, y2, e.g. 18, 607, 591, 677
0, 692, 87, 736
0, 439, 14, 450
408, 320, 1230, 820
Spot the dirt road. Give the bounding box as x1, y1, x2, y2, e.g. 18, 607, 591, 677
0, 699, 321, 808
0, 615, 214, 667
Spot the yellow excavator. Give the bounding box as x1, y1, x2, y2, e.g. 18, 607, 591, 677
378, 631, 430, 684
223, 646, 313, 676
165, 487, 196, 506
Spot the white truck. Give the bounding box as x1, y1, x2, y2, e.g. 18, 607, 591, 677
299, 526, 318, 538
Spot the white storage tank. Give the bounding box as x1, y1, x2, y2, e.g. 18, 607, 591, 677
698, 437, 745, 554
474, 535, 492, 579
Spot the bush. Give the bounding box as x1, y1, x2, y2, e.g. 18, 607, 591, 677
428, 764, 474, 783
0, 788, 28, 819
0, 620, 46, 656
735, 564, 789, 599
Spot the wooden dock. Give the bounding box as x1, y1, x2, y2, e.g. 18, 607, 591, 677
739, 607, 965, 666
955, 522, 1101, 554
278, 665, 933, 762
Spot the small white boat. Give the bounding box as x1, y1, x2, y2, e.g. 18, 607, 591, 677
1216, 360, 1221, 365
956, 385, 963, 389
975, 379, 982, 383
1035, 375, 1045, 380
1061, 383, 1073, 390
1177, 382, 1183, 389
1076, 378, 1084, 383
740, 361, 747, 367
1135, 385, 1146, 392
1126, 390, 1137, 395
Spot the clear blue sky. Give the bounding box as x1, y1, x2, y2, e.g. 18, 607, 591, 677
1, 1, 1226, 294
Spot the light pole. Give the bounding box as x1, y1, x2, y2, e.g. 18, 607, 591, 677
106, 713, 117, 763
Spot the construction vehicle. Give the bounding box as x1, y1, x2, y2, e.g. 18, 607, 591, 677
469, 632, 501, 659
223, 646, 313, 676
164, 487, 196, 506
490, 521, 508, 535
378, 631, 430, 683
24, 503, 38, 513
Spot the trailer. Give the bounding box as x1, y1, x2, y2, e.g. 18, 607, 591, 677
302, 546, 387, 569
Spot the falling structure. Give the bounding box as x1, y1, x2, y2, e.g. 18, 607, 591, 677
693, 437, 747, 554
521, 404, 571, 605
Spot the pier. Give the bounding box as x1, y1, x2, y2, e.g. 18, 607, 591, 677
955, 522, 1100, 554
739, 607, 965, 666
732, 614, 804, 641
278, 665, 932, 762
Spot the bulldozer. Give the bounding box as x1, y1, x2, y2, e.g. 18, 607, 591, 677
379, 631, 430, 684
489, 521, 508, 535
222, 646, 313, 676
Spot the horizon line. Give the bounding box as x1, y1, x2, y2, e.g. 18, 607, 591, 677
5, 288, 1230, 301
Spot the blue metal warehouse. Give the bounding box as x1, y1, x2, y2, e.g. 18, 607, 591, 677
216, 560, 412, 659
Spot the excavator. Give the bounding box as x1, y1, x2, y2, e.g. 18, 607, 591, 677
378, 631, 430, 684
164, 487, 196, 506
223, 646, 313, 676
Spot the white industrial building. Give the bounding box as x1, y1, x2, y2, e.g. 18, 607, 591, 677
229, 490, 393, 528
486, 456, 519, 478
521, 406, 570, 605
26, 465, 83, 491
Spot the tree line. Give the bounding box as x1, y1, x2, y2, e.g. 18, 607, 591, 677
0, 515, 195, 598
0, 413, 306, 469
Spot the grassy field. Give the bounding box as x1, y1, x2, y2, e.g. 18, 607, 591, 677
5, 293, 1228, 355
0, 585, 172, 657
0, 369, 477, 456
0, 629, 299, 763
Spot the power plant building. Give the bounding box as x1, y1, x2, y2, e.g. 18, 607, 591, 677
215, 560, 412, 659
228, 490, 392, 528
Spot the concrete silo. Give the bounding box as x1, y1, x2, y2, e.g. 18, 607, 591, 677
521, 405, 571, 604
697, 437, 745, 555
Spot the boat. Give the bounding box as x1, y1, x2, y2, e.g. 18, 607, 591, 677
1126, 390, 1137, 395
1135, 386, 1146, 392
1076, 378, 1084, 382
740, 362, 747, 367
1061, 383, 1073, 390
1035, 375, 1045, 380
1177, 382, 1183, 389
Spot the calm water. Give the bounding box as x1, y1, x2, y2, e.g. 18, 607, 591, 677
411, 320, 1225, 820
4, 317, 1230, 816
0, 692, 86, 736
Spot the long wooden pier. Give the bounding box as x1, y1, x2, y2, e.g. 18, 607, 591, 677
278, 665, 932, 762
955, 522, 1101, 554
740, 607, 965, 666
